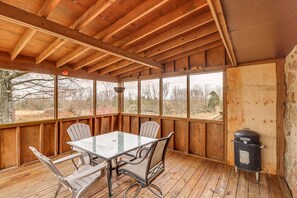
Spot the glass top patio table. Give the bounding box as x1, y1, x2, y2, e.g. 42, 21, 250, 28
67, 131, 157, 160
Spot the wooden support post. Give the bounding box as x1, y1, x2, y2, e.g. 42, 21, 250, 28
159, 77, 163, 116
39, 124, 44, 153
138, 80, 141, 114
93, 80, 97, 116
54, 122, 59, 155
59, 122, 63, 154
54, 75, 58, 119
16, 126, 21, 167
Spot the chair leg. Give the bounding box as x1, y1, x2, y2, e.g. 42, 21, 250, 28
148, 183, 163, 198
71, 158, 79, 170
54, 182, 62, 198
124, 182, 141, 198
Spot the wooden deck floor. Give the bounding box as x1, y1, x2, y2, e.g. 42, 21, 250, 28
0, 151, 292, 198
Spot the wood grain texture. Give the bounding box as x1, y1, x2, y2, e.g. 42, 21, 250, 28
0, 128, 17, 169
0, 151, 291, 197
227, 63, 277, 174
206, 123, 224, 161
20, 125, 40, 165
189, 122, 206, 156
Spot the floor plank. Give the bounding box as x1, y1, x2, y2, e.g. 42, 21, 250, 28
0, 151, 292, 198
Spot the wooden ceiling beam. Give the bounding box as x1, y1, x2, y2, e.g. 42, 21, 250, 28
207, 0, 237, 66
10, 0, 60, 60
114, 0, 208, 49
87, 56, 123, 73
81, 0, 208, 73
110, 63, 143, 76
0, 2, 163, 69
56, 0, 168, 68
153, 32, 221, 61
160, 40, 223, 63
97, 0, 169, 43
118, 67, 148, 78
73, 52, 107, 70
36, 0, 117, 64
129, 12, 213, 54
142, 23, 218, 58
56, 45, 87, 67
98, 60, 132, 75
97, 12, 214, 75
0, 52, 119, 82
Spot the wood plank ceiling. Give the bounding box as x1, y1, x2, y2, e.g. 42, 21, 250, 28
0, 0, 232, 79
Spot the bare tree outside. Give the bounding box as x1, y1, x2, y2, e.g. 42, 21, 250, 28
141, 79, 159, 115
163, 76, 187, 117
97, 81, 118, 114
123, 81, 138, 114
58, 76, 93, 118
190, 72, 223, 120
0, 69, 54, 123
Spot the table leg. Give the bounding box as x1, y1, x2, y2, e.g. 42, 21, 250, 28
106, 160, 113, 198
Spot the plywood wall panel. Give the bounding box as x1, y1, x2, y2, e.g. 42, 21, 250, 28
189, 52, 205, 69
189, 122, 206, 156
0, 128, 17, 169
174, 120, 188, 152
59, 121, 76, 153
175, 57, 188, 71
101, 117, 111, 134
43, 123, 55, 157
227, 63, 277, 174
112, 116, 119, 131
20, 125, 40, 164
130, 116, 139, 135
122, 115, 130, 132
162, 119, 174, 149
206, 46, 225, 67
206, 123, 224, 161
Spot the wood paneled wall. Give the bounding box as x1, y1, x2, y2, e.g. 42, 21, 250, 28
0, 114, 119, 170
121, 46, 230, 80
120, 114, 225, 162
227, 63, 278, 174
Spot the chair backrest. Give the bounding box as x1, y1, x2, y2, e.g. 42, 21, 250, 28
67, 123, 91, 141
143, 132, 174, 182
29, 147, 70, 188
140, 121, 160, 138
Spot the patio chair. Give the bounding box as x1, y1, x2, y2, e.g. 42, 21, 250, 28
118, 132, 174, 198
29, 146, 106, 198
126, 121, 160, 159
67, 123, 104, 167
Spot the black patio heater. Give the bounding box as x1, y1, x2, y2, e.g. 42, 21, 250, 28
233, 129, 264, 181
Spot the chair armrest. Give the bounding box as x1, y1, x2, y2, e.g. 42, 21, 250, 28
53, 153, 82, 164
68, 163, 106, 180
119, 146, 152, 165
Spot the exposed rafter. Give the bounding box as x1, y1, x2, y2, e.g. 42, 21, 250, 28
160, 40, 223, 63
84, 0, 208, 73
113, 64, 144, 77
207, 0, 237, 66
56, 0, 168, 68
10, 0, 60, 60
36, 0, 117, 64
0, 1, 163, 69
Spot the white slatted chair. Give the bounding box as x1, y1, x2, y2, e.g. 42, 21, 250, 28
126, 121, 160, 158
29, 146, 106, 198
67, 123, 104, 167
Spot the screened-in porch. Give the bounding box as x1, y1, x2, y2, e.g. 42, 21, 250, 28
0, 0, 296, 197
